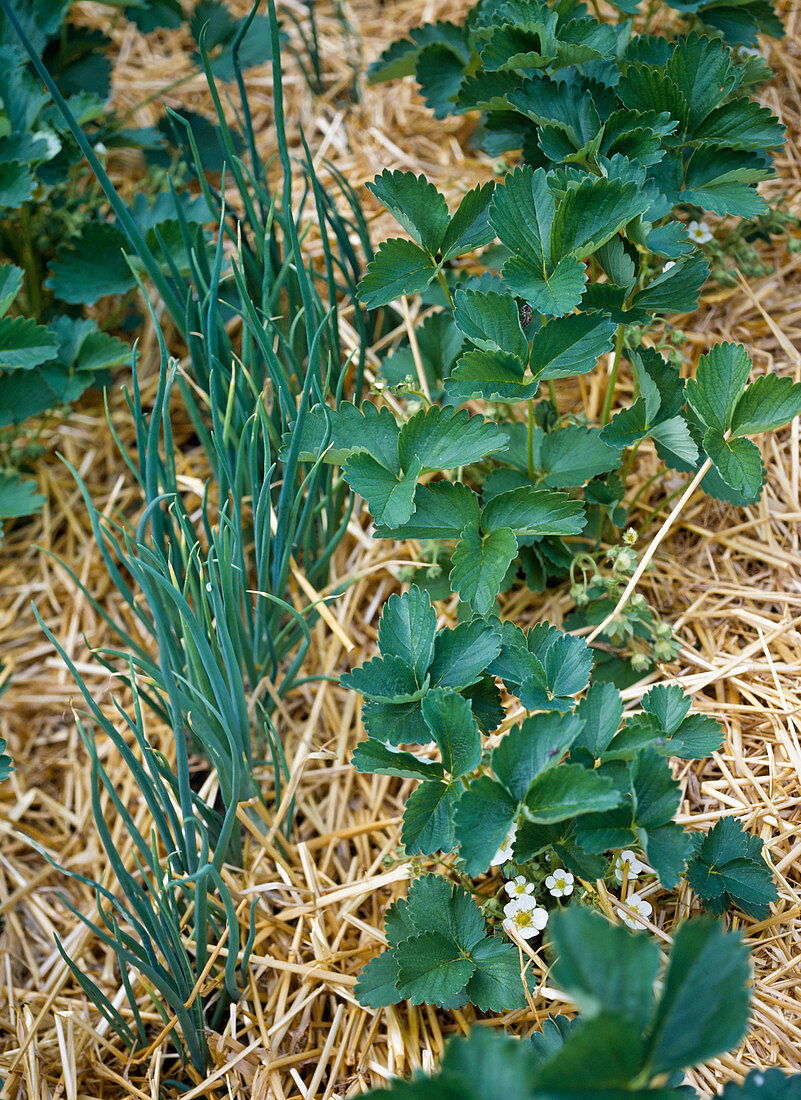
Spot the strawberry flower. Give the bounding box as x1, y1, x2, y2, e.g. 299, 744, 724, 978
687, 220, 713, 245
502, 895, 548, 940
616, 891, 653, 929
613, 849, 645, 883
490, 824, 517, 866
545, 869, 574, 898
504, 874, 535, 900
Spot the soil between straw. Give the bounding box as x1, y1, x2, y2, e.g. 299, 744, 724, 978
0, 0, 800, 1096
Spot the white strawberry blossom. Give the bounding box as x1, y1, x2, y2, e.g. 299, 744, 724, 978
613, 849, 645, 883
545, 869, 574, 898
502, 895, 549, 940
663, 260, 676, 272
687, 220, 713, 245
490, 824, 517, 866
504, 875, 535, 900
617, 891, 653, 929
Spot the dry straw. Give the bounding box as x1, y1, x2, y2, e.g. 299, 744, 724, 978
1, 0, 800, 1096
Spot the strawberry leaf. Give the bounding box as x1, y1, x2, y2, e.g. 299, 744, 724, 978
686, 342, 752, 432
450, 522, 518, 614
357, 238, 437, 308
343, 451, 422, 527
440, 182, 496, 260
686, 816, 777, 919
730, 373, 801, 437
366, 170, 450, 254
480, 486, 586, 536
46, 223, 136, 305
703, 429, 763, 495
529, 313, 617, 381
453, 287, 528, 359
446, 348, 536, 401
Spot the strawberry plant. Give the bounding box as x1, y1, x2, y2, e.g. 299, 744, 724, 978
360, 908, 801, 1098
347, 586, 776, 1010
322, 0, 797, 1029
303, 162, 801, 672
368, 0, 783, 133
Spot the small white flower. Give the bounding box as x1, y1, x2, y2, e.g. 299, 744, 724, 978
613, 849, 645, 883
490, 824, 518, 866
687, 220, 713, 245
504, 875, 535, 900
93, 141, 108, 157
502, 897, 549, 940
617, 891, 653, 929
662, 260, 676, 272
737, 45, 762, 59
545, 869, 574, 898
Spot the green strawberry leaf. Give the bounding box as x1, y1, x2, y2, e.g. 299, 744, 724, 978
395, 930, 475, 1007
529, 313, 617, 381
344, 451, 422, 527
378, 586, 437, 683
503, 252, 588, 317
0, 263, 23, 316
524, 764, 621, 824
420, 689, 482, 777
354, 949, 401, 1008
351, 739, 443, 781
540, 426, 621, 487
440, 182, 496, 261
641, 685, 691, 734
573, 682, 624, 757
341, 654, 424, 702
367, 170, 450, 254
46, 222, 136, 305
730, 373, 801, 437
375, 481, 480, 540
703, 429, 763, 495
399, 406, 508, 472
631, 255, 709, 315
417, 43, 469, 120
0, 316, 58, 370
493, 712, 585, 800
357, 238, 437, 308
464, 936, 528, 1012
481, 486, 586, 537
0, 473, 45, 520
455, 774, 520, 875
450, 522, 518, 613
402, 779, 462, 854
645, 919, 751, 1076
686, 816, 777, 919
367, 20, 469, 83
429, 618, 502, 691
453, 288, 528, 360
639, 821, 692, 889
549, 905, 659, 1032
686, 342, 752, 432
446, 348, 536, 402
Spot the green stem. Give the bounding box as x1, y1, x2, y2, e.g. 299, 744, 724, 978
600, 325, 625, 426
436, 268, 454, 310
527, 398, 535, 481
620, 437, 642, 486
19, 205, 43, 322
547, 379, 558, 408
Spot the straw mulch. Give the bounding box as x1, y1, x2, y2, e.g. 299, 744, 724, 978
1, 0, 801, 1096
